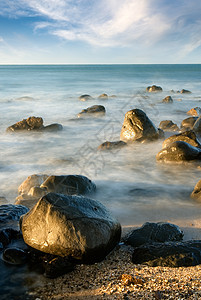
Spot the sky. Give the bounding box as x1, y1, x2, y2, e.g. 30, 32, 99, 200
0, 0, 201, 64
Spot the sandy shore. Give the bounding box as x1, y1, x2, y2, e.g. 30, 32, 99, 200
27, 225, 201, 300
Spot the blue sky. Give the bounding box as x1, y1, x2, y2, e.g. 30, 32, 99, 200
0, 0, 201, 64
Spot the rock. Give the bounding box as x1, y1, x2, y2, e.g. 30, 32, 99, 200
15, 195, 41, 209
187, 107, 201, 117
98, 141, 127, 151
41, 123, 63, 132
192, 116, 201, 133
162, 130, 201, 149
191, 179, 201, 202
180, 89, 191, 94
123, 222, 183, 247
162, 96, 173, 103
40, 175, 96, 195
18, 174, 49, 196
159, 120, 179, 132
181, 117, 198, 130
132, 240, 201, 267
156, 141, 201, 162
43, 255, 75, 278
79, 94, 93, 101
21, 193, 121, 262
2, 247, 28, 265
77, 105, 106, 118
146, 85, 163, 92
98, 93, 108, 99
120, 109, 160, 143
6, 116, 44, 132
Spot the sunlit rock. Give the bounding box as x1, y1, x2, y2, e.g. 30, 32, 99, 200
77, 105, 106, 118
146, 85, 162, 92
21, 193, 121, 262
191, 179, 201, 202
159, 120, 179, 132
162, 130, 201, 149
187, 107, 201, 117
79, 94, 93, 101
98, 93, 108, 99
6, 116, 44, 132
181, 117, 198, 131
162, 96, 173, 103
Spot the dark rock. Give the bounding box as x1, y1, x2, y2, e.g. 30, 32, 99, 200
43, 255, 75, 278
41, 123, 63, 132
123, 222, 183, 247
120, 109, 160, 143
2, 247, 28, 265
79, 94, 93, 101
40, 175, 96, 195
6, 116, 44, 132
98, 93, 108, 99
21, 193, 121, 262
146, 85, 163, 92
162, 130, 201, 149
191, 179, 201, 202
180, 89, 191, 94
156, 141, 201, 162
162, 96, 173, 103
187, 107, 201, 117
181, 117, 198, 130
159, 120, 179, 132
98, 141, 127, 151
192, 116, 201, 134
77, 105, 106, 118
132, 240, 201, 267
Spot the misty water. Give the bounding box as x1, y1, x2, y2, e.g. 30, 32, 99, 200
1, 64, 201, 297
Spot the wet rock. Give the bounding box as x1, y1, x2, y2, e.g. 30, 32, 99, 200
15, 195, 41, 209
2, 247, 28, 265
159, 120, 179, 132
6, 116, 44, 132
192, 116, 201, 134
123, 222, 183, 247
187, 107, 201, 117
41, 123, 63, 132
40, 175, 96, 195
77, 105, 106, 118
79, 94, 93, 101
191, 179, 201, 202
43, 255, 75, 278
146, 85, 163, 92
21, 193, 121, 262
156, 141, 201, 162
120, 109, 160, 143
132, 240, 201, 267
180, 89, 191, 94
162, 130, 201, 149
162, 96, 173, 103
98, 93, 108, 99
98, 141, 127, 151
18, 174, 49, 196
181, 117, 198, 131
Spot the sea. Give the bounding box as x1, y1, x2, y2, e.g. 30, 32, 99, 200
0, 64, 201, 297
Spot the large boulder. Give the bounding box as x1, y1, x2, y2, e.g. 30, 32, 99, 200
123, 222, 183, 247
18, 174, 49, 196
146, 85, 162, 92
162, 130, 201, 149
156, 141, 201, 162
181, 117, 198, 131
132, 240, 201, 267
120, 109, 160, 143
21, 193, 121, 262
98, 141, 127, 151
159, 120, 179, 132
191, 179, 201, 202
77, 105, 106, 118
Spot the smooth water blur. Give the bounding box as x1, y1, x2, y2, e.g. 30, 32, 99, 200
0, 64, 201, 227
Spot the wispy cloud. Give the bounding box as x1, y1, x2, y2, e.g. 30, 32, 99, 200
1, 0, 201, 58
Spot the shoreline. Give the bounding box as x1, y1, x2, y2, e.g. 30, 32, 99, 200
27, 225, 201, 300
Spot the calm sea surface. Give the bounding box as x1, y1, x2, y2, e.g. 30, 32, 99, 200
1, 64, 201, 297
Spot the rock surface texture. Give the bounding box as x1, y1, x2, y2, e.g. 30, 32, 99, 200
162, 131, 201, 149
21, 193, 121, 263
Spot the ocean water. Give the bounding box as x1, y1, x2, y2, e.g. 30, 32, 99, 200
1, 64, 201, 297
0, 64, 201, 227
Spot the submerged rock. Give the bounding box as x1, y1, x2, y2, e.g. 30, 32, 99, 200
180, 89, 191, 94
6, 116, 43, 132
98, 93, 108, 99
162, 130, 201, 149
132, 240, 201, 267
146, 85, 163, 92
123, 222, 183, 247
120, 109, 160, 143
191, 179, 201, 202
187, 107, 201, 117
77, 105, 106, 118
41, 123, 63, 132
162, 96, 173, 103
159, 120, 179, 132
21, 193, 121, 262
79, 94, 93, 101
156, 141, 201, 162
192, 116, 201, 134
98, 141, 127, 151
2, 247, 28, 265
181, 117, 198, 131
